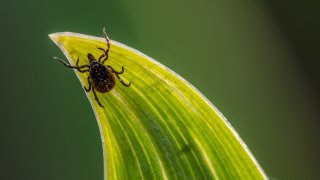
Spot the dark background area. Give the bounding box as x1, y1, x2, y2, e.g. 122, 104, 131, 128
0, 0, 319, 179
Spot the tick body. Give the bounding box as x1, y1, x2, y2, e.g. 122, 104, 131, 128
54, 28, 131, 107
89, 59, 115, 93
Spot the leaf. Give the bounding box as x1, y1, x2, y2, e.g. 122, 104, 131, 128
49, 31, 267, 179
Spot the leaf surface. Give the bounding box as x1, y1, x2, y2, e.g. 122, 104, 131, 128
50, 32, 267, 180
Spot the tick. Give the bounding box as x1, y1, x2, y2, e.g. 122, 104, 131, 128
54, 28, 131, 107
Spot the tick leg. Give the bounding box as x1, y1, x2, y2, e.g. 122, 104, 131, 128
97, 27, 110, 64
97, 49, 106, 62
116, 73, 131, 87
84, 76, 92, 92
76, 57, 80, 66
109, 65, 124, 74
97, 47, 106, 53
75, 57, 90, 72
77, 68, 89, 73
54, 57, 90, 72
92, 87, 104, 107
97, 47, 107, 62
84, 76, 102, 107
107, 65, 131, 87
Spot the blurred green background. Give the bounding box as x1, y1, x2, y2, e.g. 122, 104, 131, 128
1, 0, 319, 179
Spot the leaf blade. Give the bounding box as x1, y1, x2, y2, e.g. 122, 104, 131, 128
50, 32, 267, 179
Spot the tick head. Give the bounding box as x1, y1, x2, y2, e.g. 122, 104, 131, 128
87, 53, 96, 63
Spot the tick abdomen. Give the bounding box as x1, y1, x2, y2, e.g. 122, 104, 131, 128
90, 62, 115, 93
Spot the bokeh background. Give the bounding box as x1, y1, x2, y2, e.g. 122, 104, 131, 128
1, 0, 319, 179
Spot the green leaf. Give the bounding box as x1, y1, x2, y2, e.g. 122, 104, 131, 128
49, 31, 267, 179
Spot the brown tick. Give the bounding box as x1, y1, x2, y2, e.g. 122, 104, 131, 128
54, 28, 131, 107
